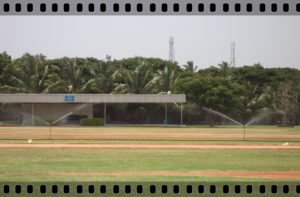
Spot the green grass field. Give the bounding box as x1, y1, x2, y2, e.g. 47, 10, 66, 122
0, 148, 300, 182
0, 126, 300, 182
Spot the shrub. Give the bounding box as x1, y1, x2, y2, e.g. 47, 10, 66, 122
80, 118, 104, 126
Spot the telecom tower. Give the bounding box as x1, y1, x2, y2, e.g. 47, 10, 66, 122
169, 37, 175, 63
230, 42, 236, 67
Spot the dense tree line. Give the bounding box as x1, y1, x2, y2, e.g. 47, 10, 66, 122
0, 52, 299, 126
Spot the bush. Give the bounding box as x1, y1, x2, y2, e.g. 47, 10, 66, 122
80, 118, 104, 126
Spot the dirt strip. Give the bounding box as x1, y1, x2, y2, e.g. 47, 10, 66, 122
1, 133, 300, 140
0, 143, 300, 149
49, 170, 300, 180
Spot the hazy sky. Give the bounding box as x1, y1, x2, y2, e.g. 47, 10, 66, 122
0, 16, 299, 69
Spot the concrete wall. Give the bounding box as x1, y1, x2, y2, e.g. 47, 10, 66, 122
22, 103, 93, 125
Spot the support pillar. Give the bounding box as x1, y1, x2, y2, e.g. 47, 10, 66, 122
104, 103, 107, 126
165, 103, 168, 125
180, 103, 183, 126
31, 103, 34, 126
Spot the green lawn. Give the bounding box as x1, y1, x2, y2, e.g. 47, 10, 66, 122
0, 148, 299, 182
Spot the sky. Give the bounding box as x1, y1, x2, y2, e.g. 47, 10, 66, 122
0, 16, 300, 69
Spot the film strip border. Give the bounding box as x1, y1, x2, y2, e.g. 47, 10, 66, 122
1, 182, 300, 196
0, 0, 300, 15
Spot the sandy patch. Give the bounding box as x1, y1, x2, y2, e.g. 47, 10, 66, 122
1, 132, 300, 140
49, 170, 300, 180
0, 143, 300, 149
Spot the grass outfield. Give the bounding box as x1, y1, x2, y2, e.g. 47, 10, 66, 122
0, 148, 299, 182
0, 126, 299, 182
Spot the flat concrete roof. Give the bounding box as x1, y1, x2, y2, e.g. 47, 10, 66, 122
0, 94, 186, 103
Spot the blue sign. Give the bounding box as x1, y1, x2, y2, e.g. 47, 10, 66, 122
64, 95, 75, 102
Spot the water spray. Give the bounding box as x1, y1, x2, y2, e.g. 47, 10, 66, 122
243, 110, 283, 141
49, 112, 73, 139
202, 107, 243, 127
203, 107, 283, 142
21, 112, 50, 126
203, 107, 245, 140
48, 104, 89, 139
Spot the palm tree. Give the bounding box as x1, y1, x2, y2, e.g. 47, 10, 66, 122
62, 58, 85, 93
0, 53, 58, 93
113, 62, 154, 94
83, 61, 116, 93
0, 52, 12, 88
155, 64, 179, 93
218, 61, 231, 79
50, 57, 95, 93
183, 61, 198, 75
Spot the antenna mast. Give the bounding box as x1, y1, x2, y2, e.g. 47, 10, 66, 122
169, 37, 175, 63
230, 42, 236, 67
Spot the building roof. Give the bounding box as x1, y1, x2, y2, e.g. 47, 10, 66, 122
0, 94, 186, 103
